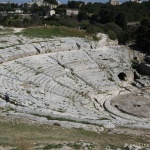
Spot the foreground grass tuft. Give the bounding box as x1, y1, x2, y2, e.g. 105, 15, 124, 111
20, 26, 93, 39
14, 137, 32, 150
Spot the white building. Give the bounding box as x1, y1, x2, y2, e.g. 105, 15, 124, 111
32, 0, 43, 6
66, 9, 79, 16
110, 0, 120, 5
28, 0, 58, 7
130, 0, 143, 3
49, 9, 55, 16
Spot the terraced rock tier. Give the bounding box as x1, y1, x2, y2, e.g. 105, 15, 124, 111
0, 29, 150, 130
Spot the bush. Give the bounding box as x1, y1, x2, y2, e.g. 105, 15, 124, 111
77, 10, 88, 21
78, 20, 91, 30
104, 23, 128, 43
107, 30, 117, 40
86, 25, 104, 34
131, 58, 139, 69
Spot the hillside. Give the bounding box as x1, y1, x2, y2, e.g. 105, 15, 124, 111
0, 26, 150, 149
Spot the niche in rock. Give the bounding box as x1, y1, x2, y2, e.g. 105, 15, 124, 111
118, 72, 127, 81
133, 56, 138, 60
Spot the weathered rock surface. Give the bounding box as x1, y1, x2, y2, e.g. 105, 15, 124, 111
0, 27, 150, 131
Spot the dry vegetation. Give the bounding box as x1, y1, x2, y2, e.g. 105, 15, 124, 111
0, 116, 149, 149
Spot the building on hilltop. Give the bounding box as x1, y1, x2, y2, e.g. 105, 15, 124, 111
66, 9, 79, 16
28, 0, 59, 7
130, 0, 143, 3
127, 22, 140, 32
31, 0, 43, 6
0, 2, 7, 4
44, 9, 55, 18
110, 0, 120, 5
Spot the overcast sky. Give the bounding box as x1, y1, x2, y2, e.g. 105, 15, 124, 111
0, 0, 129, 4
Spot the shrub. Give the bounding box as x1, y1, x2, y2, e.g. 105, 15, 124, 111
131, 59, 139, 69
78, 20, 91, 30
77, 10, 88, 21
86, 25, 104, 34
107, 30, 117, 40
104, 23, 128, 43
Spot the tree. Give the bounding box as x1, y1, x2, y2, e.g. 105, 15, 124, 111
11, 3, 19, 8
115, 12, 127, 31
107, 30, 117, 40
68, 1, 84, 9
56, 4, 67, 16
31, 3, 39, 13
44, 0, 58, 5
99, 9, 115, 24
140, 18, 150, 26
21, 3, 30, 13
104, 22, 128, 43
89, 14, 101, 24
77, 10, 88, 21
135, 19, 150, 53
83, 2, 104, 13
31, 13, 42, 25
57, 4, 68, 9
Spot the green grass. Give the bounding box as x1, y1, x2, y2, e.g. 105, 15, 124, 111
0, 116, 149, 149
20, 26, 92, 39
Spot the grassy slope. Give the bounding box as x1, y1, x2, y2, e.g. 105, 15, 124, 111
0, 116, 149, 149
20, 26, 91, 39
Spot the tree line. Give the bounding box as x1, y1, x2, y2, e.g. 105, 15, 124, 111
0, 0, 149, 52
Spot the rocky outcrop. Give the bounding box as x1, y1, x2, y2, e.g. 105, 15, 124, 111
96, 33, 118, 48
0, 35, 98, 62
0, 27, 150, 130
0, 33, 120, 63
